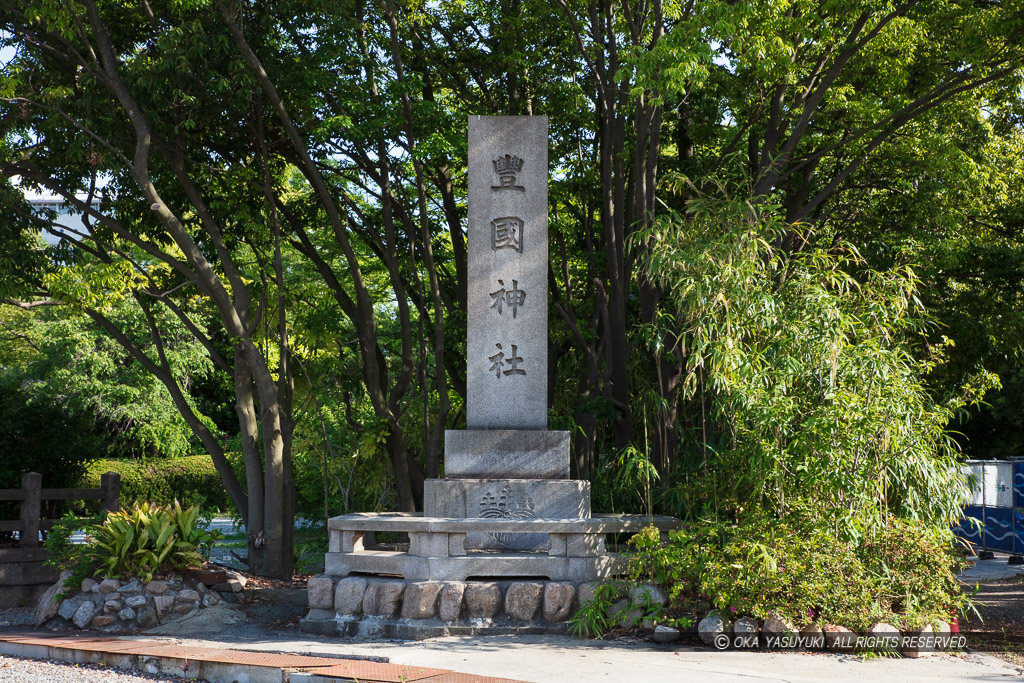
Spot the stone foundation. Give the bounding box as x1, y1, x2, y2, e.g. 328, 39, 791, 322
300, 576, 596, 639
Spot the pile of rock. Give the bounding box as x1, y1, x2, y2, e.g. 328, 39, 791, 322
303, 576, 669, 639
676, 610, 954, 657
34, 570, 249, 632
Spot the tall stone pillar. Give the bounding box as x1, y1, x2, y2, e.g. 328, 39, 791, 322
424, 116, 590, 550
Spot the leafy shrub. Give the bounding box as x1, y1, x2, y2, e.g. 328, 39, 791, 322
633, 185, 994, 537
857, 518, 968, 627
86, 502, 220, 583
80, 456, 231, 513
614, 518, 968, 634
43, 511, 106, 596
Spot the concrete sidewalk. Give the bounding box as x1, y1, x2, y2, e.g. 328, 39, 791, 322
0, 630, 526, 682
159, 633, 1023, 683
6, 629, 1017, 683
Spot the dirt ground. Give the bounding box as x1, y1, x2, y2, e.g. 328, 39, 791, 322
960, 573, 1024, 666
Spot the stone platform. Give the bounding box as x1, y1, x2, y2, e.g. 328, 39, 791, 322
303, 510, 682, 640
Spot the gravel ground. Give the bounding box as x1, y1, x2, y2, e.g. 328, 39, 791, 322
0, 654, 206, 682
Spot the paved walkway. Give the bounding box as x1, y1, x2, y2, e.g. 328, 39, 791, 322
0, 631, 525, 683
3, 629, 1018, 683
960, 553, 1024, 582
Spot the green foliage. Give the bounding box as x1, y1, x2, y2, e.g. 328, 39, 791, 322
568, 582, 622, 638
634, 184, 996, 538
43, 510, 106, 596
0, 378, 100, 492
86, 502, 219, 583
0, 304, 204, 461
857, 518, 969, 628
80, 457, 231, 513
621, 518, 968, 634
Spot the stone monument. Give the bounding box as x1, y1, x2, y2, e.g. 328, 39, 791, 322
424, 116, 587, 551
302, 116, 680, 638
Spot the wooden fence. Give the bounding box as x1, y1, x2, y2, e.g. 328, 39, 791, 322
0, 471, 121, 607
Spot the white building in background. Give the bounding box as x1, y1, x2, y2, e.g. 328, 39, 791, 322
26, 193, 97, 246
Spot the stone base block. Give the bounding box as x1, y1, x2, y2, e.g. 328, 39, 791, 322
300, 578, 588, 641
444, 429, 570, 478
324, 550, 625, 582
423, 479, 590, 550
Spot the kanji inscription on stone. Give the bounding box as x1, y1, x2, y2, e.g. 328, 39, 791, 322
490, 279, 526, 317
491, 216, 524, 253
467, 116, 548, 429
492, 154, 526, 191
488, 343, 526, 378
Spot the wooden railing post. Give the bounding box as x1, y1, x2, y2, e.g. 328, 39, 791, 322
19, 472, 41, 548
100, 472, 120, 513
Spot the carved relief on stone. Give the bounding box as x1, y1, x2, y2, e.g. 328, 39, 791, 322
479, 484, 536, 546
489, 279, 526, 317
490, 216, 523, 253
488, 343, 526, 378
491, 154, 525, 191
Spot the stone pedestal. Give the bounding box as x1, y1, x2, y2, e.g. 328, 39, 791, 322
444, 429, 570, 478
424, 478, 590, 550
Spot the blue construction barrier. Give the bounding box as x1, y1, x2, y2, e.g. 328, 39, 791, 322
954, 460, 1024, 553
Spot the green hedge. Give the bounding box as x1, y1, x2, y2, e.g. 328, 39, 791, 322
80, 456, 232, 513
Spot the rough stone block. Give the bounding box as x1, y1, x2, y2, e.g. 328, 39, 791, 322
823, 624, 857, 652
362, 581, 404, 617
118, 607, 136, 621
334, 577, 368, 615
307, 576, 335, 609
33, 574, 68, 627
117, 579, 142, 594
225, 570, 248, 587
98, 579, 120, 594
137, 604, 157, 628
80, 578, 96, 593
438, 582, 466, 622
801, 624, 824, 650
698, 613, 730, 645
733, 616, 759, 648
606, 599, 640, 628
542, 582, 575, 622
575, 582, 599, 611
464, 583, 502, 619
152, 595, 174, 620
444, 430, 570, 478
145, 580, 168, 595
401, 582, 441, 620
176, 589, 200, 603
103, 600, 122, 614
628, 584, 667, 608
762, 613, 797, 648
91, 614, 115, 627
653, 625, 681, 643
125, 595, 148, 608
57, 599, 78, 621
505, 582, 543, 621
72, 601, 96, 629
867, 622, 900, 649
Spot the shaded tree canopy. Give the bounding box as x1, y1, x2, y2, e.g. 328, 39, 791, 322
1, 0, 1022, 575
